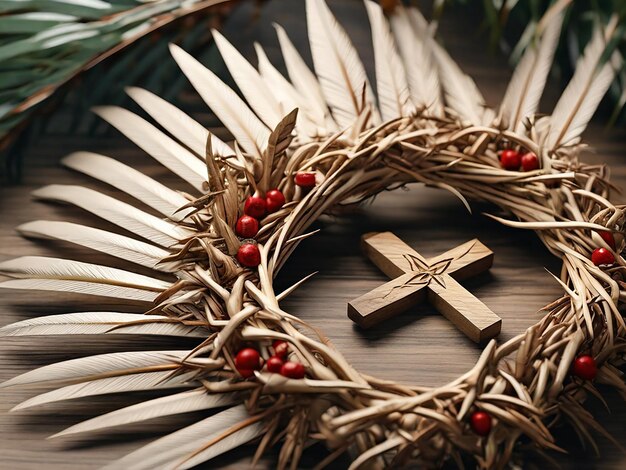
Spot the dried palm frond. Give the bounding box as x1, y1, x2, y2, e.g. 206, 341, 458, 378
440, 0, 626, 126
1, 0, 625, 469
499, 1, 567, 134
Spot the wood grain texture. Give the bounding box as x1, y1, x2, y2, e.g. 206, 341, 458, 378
350, 232, 500, 341
427, 274, 501, 342
360, 231, 423, 277
348, 271, 428, 328
1, 1, 626, 468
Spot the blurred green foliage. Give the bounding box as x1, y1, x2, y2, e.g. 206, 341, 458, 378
0, 1, 232, 150
0, 0, 239, 180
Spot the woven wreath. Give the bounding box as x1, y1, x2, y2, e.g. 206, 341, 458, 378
1, 1, 625, 468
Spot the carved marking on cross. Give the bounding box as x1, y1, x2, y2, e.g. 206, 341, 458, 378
348, 232, 502, 343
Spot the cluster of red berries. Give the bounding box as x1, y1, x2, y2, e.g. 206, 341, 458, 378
591, 230, 617, 268
234, 172, 318, 268
499, 149, 539, 172
235, 189, 286, 268
234, 340, 306, 379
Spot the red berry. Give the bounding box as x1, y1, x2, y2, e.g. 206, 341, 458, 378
280, 361, 305, 379
520, 152, 539, 171
591, 247, 615, 266
295, 172, 316, 188
573, 355, 597, 381
235, 348, 261, 370
244, 196, 266, 218
266, 356, 284, 373
237, 243, 261, 267
235, 215, 259, 238
272, 340, 289, 359
266, 189, 286, 213
598, 230, 616, 250
237, 368, 255, 378
470, 411, 492, 436
500, 149, 521, 171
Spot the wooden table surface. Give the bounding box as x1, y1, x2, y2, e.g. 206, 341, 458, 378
1, 1, 625, 468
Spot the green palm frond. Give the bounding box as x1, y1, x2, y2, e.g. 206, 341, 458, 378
0, 0, 237, 163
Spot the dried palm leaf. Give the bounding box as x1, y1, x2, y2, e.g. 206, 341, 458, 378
305, 0, 379, 128
32, 184, 192, 245
17, 220, 171, 270
389, 3, 443, 115
125, 87, 235, 158
546, 18, 622, 150
2, 350, 191, 388
274, 23, 335, 133
170, 43, 270, 158
62, 152, 190, 219
499, 3, 567, 133
102, 405, 263, 470
0, 312, 205, 338
365, 0, 413, 120
51, 388, 238, 438
13, 371, 198, 411
93, 106, 207, 191
213, 29, 283, 129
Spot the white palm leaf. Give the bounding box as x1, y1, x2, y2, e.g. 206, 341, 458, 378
254, 42, 317, 139
408, 5, 493, 126
103, 405, 263, 470
93, 106, 207, 191
389, 4, 443, 115
62, 152, 190, 220
213, 29, 283, 129
0, 256, 170, 290
406, 5, 430, 34
51, 389, 238, 438
32, 184, 192, 246
253, 43, 298, 114
0, 312, 205, 338
0, 279, 159, 302
2, 350, 190, 388
274, 23, 336, 133
499, 7, 566, 133
546, 20, 621, 150
174, 420, 264, 470
0, 256, 170, 302
306, 0, 379, 128
12, 370, 198, 411
125, 86, 235, 158
169, 43, 270, 159
17, 220, 170, 270
432, 43, 495, 125
365, 0, 413, 121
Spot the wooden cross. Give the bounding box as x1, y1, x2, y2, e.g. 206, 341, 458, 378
348, 232, 502, 342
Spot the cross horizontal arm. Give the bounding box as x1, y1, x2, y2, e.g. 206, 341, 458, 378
427, 239, 494, 281
347, 272, 428, 328
362, 232, 493, 280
